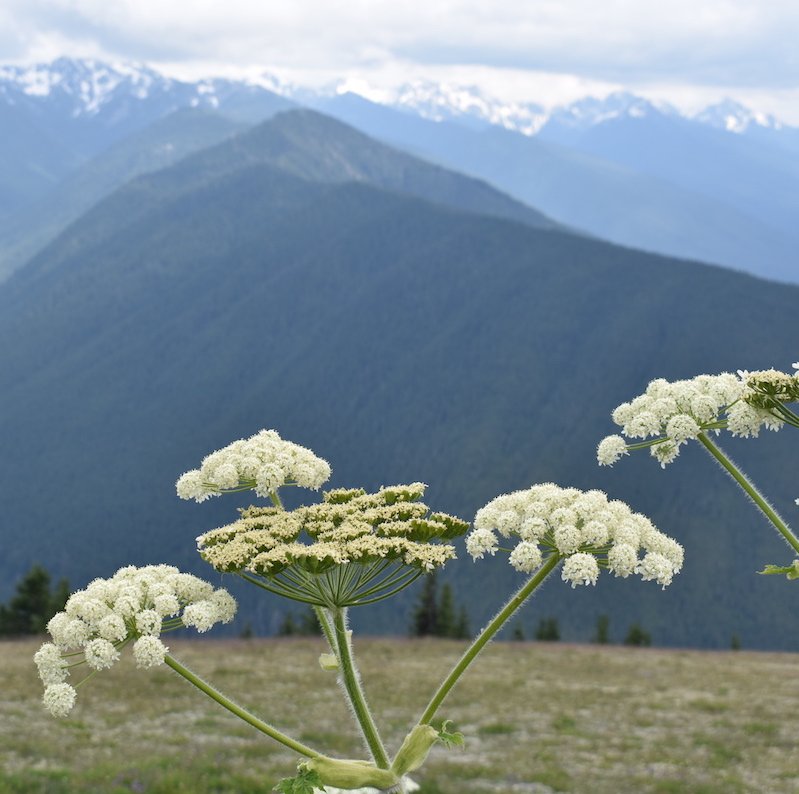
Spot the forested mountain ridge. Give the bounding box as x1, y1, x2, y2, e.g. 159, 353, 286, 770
1, 106, 796, 649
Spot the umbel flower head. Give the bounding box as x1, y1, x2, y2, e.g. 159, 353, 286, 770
468, 484, 683, 589
34, 565, 236, 717
176, 429, 331, 502
198, 484, 469, 607
597, 368, 799, 469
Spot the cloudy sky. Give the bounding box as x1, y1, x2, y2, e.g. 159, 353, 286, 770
2, 0, 799, 119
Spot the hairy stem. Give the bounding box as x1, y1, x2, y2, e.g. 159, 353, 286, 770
697, 432, 799, 555
333, 608, 390, 768
315, 606, 337, 652
164, 654, 319, 758
417, 553, 561, 726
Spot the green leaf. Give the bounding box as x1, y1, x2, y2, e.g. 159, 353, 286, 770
437, 719, 465, 748
273, 767, 323, 794
758, 563, 799, 580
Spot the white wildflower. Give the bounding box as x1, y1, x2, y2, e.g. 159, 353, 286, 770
651, 441, 680, 468
135, 609, 162, 636
561, 553, 600, 588
602, 369, 796, 469
43, 683, 77, 717
181, 602, 218, 633
133, 636, 168, 668
34, 644, 69, 685
197, 486, 467, 607
471, 484, 682, 588
553, 524, 581, 555
607, 543, 638, 578
581, 520, 610, 546
597, 435, 628, 466
97, 614, 128, 642
625, 411, 662, 439
636, 552, 678, 589
84, 638, 120, 670
176, 429, 331, 502
36, 565, 237, 718
726, 402, 766, 438
509, 542, 543, 573
465, 528, 498, 559
665, 414, 700, 443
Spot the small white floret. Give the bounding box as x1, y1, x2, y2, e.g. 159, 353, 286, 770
133, 636, 168, 668
561, 553, 600, 588
509, 542, 543, 574
465, 528, 498, 559
597, 435, 628, 466
43, 683, 77, 717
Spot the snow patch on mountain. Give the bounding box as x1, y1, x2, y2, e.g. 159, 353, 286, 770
0, 57, 793, 140
694, 98, 782, 133
390, 80, 547, 135
0, 57, 168, 115
543, 92, 679, 131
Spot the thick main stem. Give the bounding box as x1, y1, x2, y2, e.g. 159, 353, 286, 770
417, 553, 561, 726
697, 432, 799, 555
333, 608, 390, 768
164, 654, 319, 758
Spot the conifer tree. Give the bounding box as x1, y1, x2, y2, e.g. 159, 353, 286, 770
593, 614, 610, 644
535, 617, 560, 642
437, 582, 455, 638
411, 572, 439, 636
624, 623, 651, 647
0, 565, 67, 636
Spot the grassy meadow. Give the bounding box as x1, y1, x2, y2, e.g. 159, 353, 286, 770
3, 637, 799, 793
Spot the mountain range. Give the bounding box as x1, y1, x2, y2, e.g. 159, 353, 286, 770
0, 103, 797, 651
0, 58, 796, 286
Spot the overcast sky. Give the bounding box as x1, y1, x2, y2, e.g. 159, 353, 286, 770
2, 0, 798, 119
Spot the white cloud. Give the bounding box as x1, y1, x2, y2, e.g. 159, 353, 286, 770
3, 0, 799, 119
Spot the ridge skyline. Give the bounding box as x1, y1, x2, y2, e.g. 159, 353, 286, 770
0, 55, 792, 137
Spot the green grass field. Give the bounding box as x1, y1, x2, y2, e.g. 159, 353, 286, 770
3, 637, 799, 793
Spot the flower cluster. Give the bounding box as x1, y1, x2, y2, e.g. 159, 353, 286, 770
597, 370, 798, 468
176, 429, 331, 502
35, 565, 236, 717
739, 368, 799, 431
467, 484, 683, 588
197, 484, 469, 606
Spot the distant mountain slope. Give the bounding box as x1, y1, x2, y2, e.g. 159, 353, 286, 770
316, 93, 799, 284
0, 115, 796, 650
538, 96, 799, 233
0, 108, 244, 282
0, 57, 294, 220
168, 109, 561, 231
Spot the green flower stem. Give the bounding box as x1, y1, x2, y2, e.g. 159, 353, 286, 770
163, 654, 319, 758
417, 553, 561, 727
332, 608, 390, 768
315, 605, 337, 652
269, 491, 284, 509
697, 432, 799, 555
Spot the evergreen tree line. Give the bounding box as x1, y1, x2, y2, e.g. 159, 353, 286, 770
512, 614, 653, 647
1, 566, 744, 650
410, 572, 470, 639
0, 565, 69, 636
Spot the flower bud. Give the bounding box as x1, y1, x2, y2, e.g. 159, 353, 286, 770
391, 723, 439, 776
302, 757, 398, 790
318, 652, 338, 671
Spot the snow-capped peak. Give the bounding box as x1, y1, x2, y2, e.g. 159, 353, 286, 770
391, 80, 547, 136
694, 98, 782, 133
544, 91, 678, 130
0, 57, 168, 115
